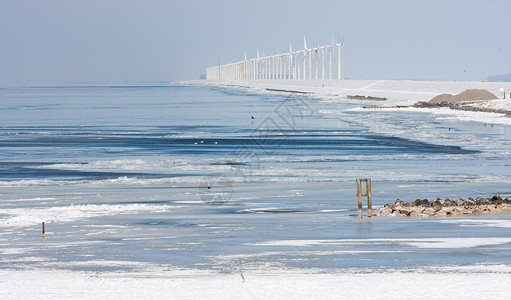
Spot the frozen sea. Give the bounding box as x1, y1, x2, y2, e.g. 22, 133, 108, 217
1, 84, 511, 298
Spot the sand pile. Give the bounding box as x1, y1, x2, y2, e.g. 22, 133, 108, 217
428, 89, 498, 104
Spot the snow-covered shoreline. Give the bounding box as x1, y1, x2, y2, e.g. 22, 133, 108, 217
183, 79, 511, 113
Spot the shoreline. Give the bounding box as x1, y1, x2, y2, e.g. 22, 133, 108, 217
181, 79, 511, 115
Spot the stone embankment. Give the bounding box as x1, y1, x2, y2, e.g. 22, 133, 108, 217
375, 193, 511, 217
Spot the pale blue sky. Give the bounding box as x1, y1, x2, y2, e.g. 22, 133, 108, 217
1, 0, 510, 86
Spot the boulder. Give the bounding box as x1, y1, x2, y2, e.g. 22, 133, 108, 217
465, 198, 476, 206
410, 209, 424, 217
443, 199, 454, 207
472, 207, 483, 214
454, 207, 470, 215
453, 198, 466, 206
379, 207, 392, 216
423, 207, 436, 215
501, 204, 511, 212
413, 199, 423, 206
435, 209, 448, 216
476, 198, 491, 205
440, 207, 455, 215
492, 192, 503, 201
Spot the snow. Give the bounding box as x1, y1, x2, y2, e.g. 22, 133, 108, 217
191, 79, 511, 102
188, 79, 511, 115
250, 237, 511, 249
0, 204, 175, 228
2, 266, 511, 299
438, 219, 511, 228
360, 106, 511, 125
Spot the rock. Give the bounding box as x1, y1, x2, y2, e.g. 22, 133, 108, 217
464, 198, 476, 206
440, 207, 455, 215
412, 199, 430, 207
481, 205, 493, 212
423, 207, 436, 215
391, 211, 404, 216
472, 207, 483, 214
413, 199, 423, 206
399, 208, 412, 215
433, 205, 442, 212
492, 192, 503, 201
430, 200, 442, 207
443, 199, 454, 207
453, 198, 466, 206
494, 199, 504, 205
501, 204, 511, 212
378, 193, 511, 217
379, 207, 392, 216
476, 198, 491, 205
439, 198, 450, 205
410, 206, 424, 217
435, 209, 448, 216
454, 207, 469, 215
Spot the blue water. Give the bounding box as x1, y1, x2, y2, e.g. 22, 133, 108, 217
1, 85, 511, 273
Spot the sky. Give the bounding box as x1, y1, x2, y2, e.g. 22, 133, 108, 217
0, 0, 510, 86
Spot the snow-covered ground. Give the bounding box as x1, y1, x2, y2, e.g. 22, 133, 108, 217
3, 265, 511, 299
189, 79, 511, 110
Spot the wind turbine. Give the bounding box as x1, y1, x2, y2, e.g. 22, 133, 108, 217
315, 44, 319, 80
302, 36, 308, 80
321, 45, 325, 80
336, 35, 344, 80
257, 49, 261, 79
306, 38, 312, 80
329, 36, 333, 80
289, 43, 293, 79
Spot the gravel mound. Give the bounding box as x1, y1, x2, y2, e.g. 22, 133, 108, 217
429, 89, 498, 104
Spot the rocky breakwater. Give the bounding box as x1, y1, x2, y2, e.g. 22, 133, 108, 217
375, 193, 511, 217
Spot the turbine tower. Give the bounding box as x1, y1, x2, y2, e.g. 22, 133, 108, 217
336, 36, 344, 80
303, 36, 307, 80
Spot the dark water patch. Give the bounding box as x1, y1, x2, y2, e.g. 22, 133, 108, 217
209, 207, 308, 214
0, 128, 477, 157
0, 164, 190, 181
135, 219, 199, 227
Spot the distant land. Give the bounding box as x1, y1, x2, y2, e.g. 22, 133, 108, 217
488, 73, 511, 82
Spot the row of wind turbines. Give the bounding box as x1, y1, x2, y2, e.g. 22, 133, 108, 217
206, 36, 344, 81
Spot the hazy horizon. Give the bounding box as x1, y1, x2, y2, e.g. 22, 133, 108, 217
1, 0, 510, 87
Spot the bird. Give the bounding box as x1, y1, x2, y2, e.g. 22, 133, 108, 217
251, 116, 255, 120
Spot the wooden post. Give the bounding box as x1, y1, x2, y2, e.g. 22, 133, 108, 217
356, 179, 363, 218
356, 179, 372, 218
42, 222, 45, 243
367, 179, 372, 217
